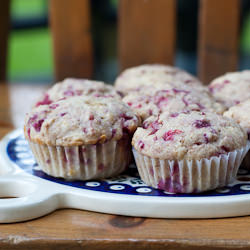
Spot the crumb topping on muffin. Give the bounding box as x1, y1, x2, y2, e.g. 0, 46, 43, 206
25, 96, 139, 146
123, 85, 225, 120
132, 110, 247, 160
209, 70, 250, 108
35, 78, 122, 107
224, 99, 250, 137
115, 64, 202, 94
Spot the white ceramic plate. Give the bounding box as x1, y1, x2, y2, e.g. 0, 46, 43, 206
1, 129, 250, 223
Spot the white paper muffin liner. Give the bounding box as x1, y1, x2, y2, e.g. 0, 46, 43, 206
29, 138, 132, 180
242, 140, 250, 169
243, 152, 250, 169
133, 142, 250, 193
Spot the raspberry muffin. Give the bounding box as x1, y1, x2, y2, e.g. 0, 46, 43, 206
115, 64, 203, 95
224, 99, 250, 137
132, 111, 248, 193
224, 99, 250, 168
209, 70, 250, 108
36, 78, 122, 107
123, 85, 225, 121
24, 96, 139, 180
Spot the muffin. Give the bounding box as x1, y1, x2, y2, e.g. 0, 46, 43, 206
115, 64, 203, 95
224, 99, 250, 136
132, 110, 248, 193
35, 78, 122, 107
224, 99, 250, 168
209, 70, 250, 108
24, 96, 139, 180
123, 85, 225, 121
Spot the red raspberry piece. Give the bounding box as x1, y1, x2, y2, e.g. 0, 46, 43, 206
203, 133, 209, 143
134, 103, 142, 108
142, 120, 150, 129
35, 94, 52, 107
28, 114, 44, 132
148, 120, 162, 135
111, 129, 116, 138
138, 140, 145, 149
63, 90, 75, 96
195, 102, 205, 110
162, 129, 183, 141
49, 103, 59, 109
221, 145, 230, 153
182, 95, 189, 106
172, 88, 190, 94
154, 91, 169, 108
170, 112, 179, 118
120, 113, 133, 120
193, 120, 211, 128
33, 119, 44, 132
27, 128, 31, 138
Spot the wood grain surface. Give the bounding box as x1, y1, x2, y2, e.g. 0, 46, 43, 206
50, 0, 93, 81
118, 0, 176, 71
198, 0, 240, 84
1, 83, 250, 249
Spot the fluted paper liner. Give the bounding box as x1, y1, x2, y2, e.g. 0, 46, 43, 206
242, 140, 250, 169
29, 138, 131, 180
133, 142, 250, 193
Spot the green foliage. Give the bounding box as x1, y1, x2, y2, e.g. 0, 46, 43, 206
8, 29, 53, 81
241, 13, 250, 54
11, 0, 47, 19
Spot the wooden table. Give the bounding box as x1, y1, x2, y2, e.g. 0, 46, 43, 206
1, 82, 250, 250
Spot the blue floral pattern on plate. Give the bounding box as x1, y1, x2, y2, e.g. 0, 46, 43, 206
6, 133, 250, 197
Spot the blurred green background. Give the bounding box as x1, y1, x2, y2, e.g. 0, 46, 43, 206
9, 0, 52, 82
7, 0, 250, 83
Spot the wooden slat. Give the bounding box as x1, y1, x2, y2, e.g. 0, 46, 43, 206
118, 0, 176, 71
198, 0, 240, 84
0, 0, 10, 81
50, 0, 93, 81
